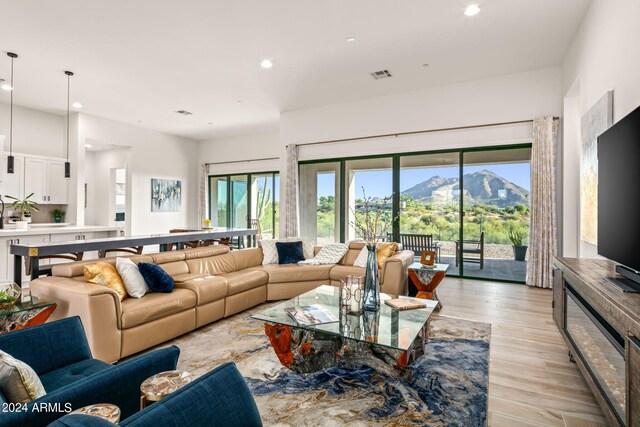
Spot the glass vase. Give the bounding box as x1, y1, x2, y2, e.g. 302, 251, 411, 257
363, 244, 380, 311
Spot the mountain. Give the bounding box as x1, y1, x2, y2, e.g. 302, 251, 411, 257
401, 170, 529, 207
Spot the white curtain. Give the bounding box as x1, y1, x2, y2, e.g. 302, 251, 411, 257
198, 163, 208, 227
284, 144, 299, 237
527, 117, 559, 289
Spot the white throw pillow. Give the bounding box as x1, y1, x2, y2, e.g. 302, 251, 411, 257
299, 243, 349, 265
353, 246, 368, 268
116, 257, 149, 298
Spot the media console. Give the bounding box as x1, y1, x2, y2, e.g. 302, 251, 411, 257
554, 257, 640, 427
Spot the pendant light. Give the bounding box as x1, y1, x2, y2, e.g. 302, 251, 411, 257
6, 52, 17, 174
64, 70, 73, 178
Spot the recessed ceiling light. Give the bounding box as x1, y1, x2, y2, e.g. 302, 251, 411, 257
346, 37, 356, 42
260, 59, 273, 69
208, 122, 213, 125
464, 4, 481, 16
422, 63, 430, 68
84, 144, 92, 149
72, 102, 82, 109
0, 79, 11, 91
236, 100, 243, 103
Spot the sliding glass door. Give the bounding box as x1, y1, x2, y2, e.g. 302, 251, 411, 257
298, 144, 531, 283
209, 172, 279, 242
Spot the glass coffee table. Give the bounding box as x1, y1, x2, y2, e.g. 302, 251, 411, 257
252, 285, 437, 376
0, 295, 57, 334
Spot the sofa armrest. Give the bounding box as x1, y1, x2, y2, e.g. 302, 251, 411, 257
380, 250, 414, 295
30, 277, 123, 363
0, 346, 180, 427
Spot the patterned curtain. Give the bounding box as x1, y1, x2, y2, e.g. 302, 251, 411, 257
284, 144, 299, 238
198, 163, 208, 226
527, 117, 559, 289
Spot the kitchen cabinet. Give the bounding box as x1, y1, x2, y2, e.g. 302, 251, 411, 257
0, 234, 49, 284
46, 160, 68, 204
0, 153, 24, 199
24, 157, 46, 202
0, 152, 68, 204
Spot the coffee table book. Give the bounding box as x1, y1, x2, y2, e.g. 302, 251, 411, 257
384, 298, 427, 311
285, 305, 339, 325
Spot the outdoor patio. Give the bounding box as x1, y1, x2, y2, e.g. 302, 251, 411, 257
439, 255, 527, 282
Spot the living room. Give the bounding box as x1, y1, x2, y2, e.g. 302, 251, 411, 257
0, 0, 639, 426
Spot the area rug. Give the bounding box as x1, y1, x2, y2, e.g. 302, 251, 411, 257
153, 304, 491, 426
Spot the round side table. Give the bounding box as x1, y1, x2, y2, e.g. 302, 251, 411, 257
140, 370, 192, 409
71, 403, 121, 423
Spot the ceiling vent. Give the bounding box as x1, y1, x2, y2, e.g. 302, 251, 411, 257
370, 69, 392, 80
175, 110, 193, 116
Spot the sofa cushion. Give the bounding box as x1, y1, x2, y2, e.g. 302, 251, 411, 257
172, 273, 208, 283
276, 241, 305, 264
120, 289, 197, 329
230, 248, 263, 270
186, 253, 237, 275
138, 263, 175, 293
39, 359, 113, 392
329, 265, 366, 282
183, 245, 230, 259
219, 271, 268, 296
260, 264, 332, 283
174, 276, 227, 305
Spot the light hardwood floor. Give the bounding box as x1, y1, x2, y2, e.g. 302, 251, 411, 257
437, 278, 609, 427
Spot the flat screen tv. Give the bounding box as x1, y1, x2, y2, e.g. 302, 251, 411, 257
598, 104, 640, 290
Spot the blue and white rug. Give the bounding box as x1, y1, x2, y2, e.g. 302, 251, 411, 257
162, 304, 490, 426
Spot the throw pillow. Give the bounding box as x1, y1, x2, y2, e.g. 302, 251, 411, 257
287, 237, 314, 259
116, 258, 149, 298
276, 241, 305, 265
259, 239, 280, 265
0, 350, 46, 403
353, 246, 368, 268
298, 243, 349, 265
138, 263, 175, 293
84, 262, 128, 301
376, 242, 398, 269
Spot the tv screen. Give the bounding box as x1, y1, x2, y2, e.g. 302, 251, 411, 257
598, 105, 640, 272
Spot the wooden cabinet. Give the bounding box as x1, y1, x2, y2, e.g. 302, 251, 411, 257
628, 336, 640, 427
552, 266, 564, 331
0, 153, 68, 204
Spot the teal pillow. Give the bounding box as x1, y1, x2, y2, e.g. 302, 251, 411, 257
138, 263, 174, 293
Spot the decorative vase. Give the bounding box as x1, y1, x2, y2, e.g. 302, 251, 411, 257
513, 245, 528, 262
363, 244, 380, 311
54, 217, 62, 223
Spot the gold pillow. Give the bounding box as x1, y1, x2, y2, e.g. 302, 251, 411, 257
84, 262, 128, 301
376, 242, 398, 269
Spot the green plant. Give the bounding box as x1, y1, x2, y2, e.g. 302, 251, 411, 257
6, 193, 39, 218
508, 225, 527, 247
50, 208, 66, 219
0, 289, 17, 304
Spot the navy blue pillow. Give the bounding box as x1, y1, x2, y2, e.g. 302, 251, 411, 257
276, 241, 305, 265
138, 263, 175, 293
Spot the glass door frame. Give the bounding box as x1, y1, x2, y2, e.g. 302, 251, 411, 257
298, 142, 532, 284
208, 171, 279, 232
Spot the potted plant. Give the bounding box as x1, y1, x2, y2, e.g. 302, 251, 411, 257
50, 208, 66, 223
6, 193, 39, 229
508, 225, 528, 262
0, 283, 20, 310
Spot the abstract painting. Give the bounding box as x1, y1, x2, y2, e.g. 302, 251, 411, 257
151, 178, 182, 212
580, 91, 613, 245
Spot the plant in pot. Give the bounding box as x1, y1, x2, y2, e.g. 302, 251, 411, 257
50, 208, 66, 223
0, 282, 21, 310
508, 225, 528, 262
6, 193, 39, 229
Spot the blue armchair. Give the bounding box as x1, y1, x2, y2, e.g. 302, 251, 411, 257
48, 362, 262, 427
0, 316, 179, 427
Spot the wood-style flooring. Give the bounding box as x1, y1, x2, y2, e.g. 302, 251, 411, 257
437, 278, 609, 427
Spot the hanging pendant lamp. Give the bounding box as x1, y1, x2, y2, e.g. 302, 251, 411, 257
6, 52, 18, 174
64, 70, 73, 178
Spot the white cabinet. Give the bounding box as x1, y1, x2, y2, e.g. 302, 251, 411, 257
0, 154, 25, 200
2, 153, 69, 205
0, 234, 49, 284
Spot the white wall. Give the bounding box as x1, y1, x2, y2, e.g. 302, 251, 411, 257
561, 0, 640, 258
70, 114, 198, 235
0, 103, 65, 158
199, 131, 280, 175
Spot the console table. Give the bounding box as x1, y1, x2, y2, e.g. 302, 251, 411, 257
554, 257, 640, 427
10, 227, 257, 287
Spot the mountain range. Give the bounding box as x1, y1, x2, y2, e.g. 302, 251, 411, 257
401, 170, 529, 208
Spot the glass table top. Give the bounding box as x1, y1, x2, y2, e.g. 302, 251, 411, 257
0, 296, 54, 317
408, 262, 449, 273
251, 285, 437, 352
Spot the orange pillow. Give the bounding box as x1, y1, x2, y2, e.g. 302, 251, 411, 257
376, 242, 397, 269
84, 262, 128, 301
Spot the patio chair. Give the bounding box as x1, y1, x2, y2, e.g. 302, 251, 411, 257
386, 233, 441, 262
455, 231, 484, 269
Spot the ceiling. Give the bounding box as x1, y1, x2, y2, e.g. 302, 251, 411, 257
0, 0, 591, 141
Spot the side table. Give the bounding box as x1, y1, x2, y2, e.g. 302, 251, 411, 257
140, 370, 192, 409
71, 403, 121, 423
407, 262, 449, 310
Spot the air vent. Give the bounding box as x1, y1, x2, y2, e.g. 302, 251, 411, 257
370, 69, 392, 80
175, 110, 193, 116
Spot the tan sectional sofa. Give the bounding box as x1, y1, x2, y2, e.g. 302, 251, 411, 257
30, 242, 414, 363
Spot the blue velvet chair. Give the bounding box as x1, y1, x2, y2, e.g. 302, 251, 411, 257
0, 316, 179, 427
48, 362, 262, 427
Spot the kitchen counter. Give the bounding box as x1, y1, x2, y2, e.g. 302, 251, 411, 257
0, 225, 122, 237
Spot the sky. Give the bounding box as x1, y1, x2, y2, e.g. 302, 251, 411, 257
317, 162, 531, 199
